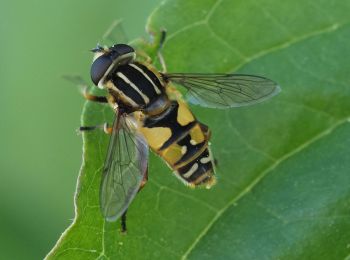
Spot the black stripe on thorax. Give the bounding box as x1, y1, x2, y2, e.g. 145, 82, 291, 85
111, 74, 146, 106
116, 64, 161, 102
133, 62, 163, 91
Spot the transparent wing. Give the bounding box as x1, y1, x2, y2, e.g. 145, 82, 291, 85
100, 112, 148, 222
62, 75, 89, 88
102, 19, 129, 45
164, 73, 281, 109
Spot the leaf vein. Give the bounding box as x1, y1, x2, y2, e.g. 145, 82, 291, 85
206, 24, 248, 59
276, 99, 337, 120
205, 0, 223, 22
150, 180, 219, 212
181, 118, 349, 259
230, 22, 347, 72
225, 111, 277, 161
251, 0, 293, 38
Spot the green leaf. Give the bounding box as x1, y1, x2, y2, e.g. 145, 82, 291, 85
46, 0, 350, 259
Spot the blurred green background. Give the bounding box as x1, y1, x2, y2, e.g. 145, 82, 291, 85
0, 0, 160, 259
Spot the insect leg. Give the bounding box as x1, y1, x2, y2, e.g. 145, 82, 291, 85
62, 75, 108, 103
136, 50, 153, 63
146, 29, 167, 71
139, 168, 148, 191
81, 86, 108, 103
119, 170, 148, 233
214, 158, 218, 167
157, 29, 167, 73
120, 210, 128, 233
79, 123, 112, 134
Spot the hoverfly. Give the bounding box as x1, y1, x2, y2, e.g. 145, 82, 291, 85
76, 29, 280, 232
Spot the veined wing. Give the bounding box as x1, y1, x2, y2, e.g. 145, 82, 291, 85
102, 19, 129, 46
62, 75, 89, 88
163, 73, 281, 109
100, 112, 148, 222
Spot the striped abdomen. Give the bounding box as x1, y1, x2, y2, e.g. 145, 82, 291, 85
139, 99, 216, 187
106, 62, 164, 110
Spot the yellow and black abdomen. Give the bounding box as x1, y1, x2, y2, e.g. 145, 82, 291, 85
139, 99, 216, 188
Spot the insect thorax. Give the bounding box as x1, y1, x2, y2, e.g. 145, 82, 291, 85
105, 62, 166, 112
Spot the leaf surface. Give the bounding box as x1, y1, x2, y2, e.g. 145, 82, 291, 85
47, 0, 350, 259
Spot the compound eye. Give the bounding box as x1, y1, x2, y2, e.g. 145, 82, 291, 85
90, 55, 112, 85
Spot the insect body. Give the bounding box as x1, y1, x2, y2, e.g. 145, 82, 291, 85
83, 33, 280, 230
